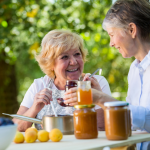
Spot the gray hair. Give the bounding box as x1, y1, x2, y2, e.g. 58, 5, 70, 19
103, 0, 150, 40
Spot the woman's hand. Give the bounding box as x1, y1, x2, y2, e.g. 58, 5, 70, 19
31, 88, 52, 114
83, 74, 102, 91
63, 87, 78, 106
64, 86, 116, 109
64, 87, 104, 107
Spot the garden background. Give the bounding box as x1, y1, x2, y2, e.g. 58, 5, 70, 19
0, 0, 134, 116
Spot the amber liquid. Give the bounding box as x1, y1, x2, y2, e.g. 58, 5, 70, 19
104, 107, 128, 140
77, 88, 93, 105
74, 108, 98, 139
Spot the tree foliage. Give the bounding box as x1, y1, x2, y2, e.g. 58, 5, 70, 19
0, 0, 134, 112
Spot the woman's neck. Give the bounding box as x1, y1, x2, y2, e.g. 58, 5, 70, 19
134, 39, 150, 61
54, 78, 66, 90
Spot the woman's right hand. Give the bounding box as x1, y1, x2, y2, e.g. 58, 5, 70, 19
64, 87, 102, 106
64, 87, 78, 106
31, 88, 52, 113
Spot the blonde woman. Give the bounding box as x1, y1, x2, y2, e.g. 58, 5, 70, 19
13, 30, 111, 131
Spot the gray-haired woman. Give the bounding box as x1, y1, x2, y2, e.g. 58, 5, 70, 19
65, 0, 150, 149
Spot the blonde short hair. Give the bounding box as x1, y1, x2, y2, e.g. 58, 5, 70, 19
35, 30, 88, 79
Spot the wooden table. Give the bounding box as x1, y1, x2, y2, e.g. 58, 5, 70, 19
7, 131, 150, 150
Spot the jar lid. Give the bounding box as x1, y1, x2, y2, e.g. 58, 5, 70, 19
74, 104, 95, 109
104, 101, 129, 107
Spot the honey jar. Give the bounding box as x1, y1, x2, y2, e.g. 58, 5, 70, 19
74, 104, 98, 139
104, 101, 129, 140
77, 81, 93, 105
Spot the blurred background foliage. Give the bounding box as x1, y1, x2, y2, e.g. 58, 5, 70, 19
0, 0, 134, 115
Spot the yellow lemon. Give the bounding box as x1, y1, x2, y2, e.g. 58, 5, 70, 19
25, 127, 38, 134
25, 130, 37, 143
14, 131, 24, 143
49, 128, 63, 142
38, 130, 49, 142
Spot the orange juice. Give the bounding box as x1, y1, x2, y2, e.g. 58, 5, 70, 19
77, 88, 93, 105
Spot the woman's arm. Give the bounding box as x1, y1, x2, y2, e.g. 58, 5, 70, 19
129, 105, 150, 132
12, 106, 38, 131
13, 88, 52, 131
64, 87, 117, 109
92, 88, 117, 109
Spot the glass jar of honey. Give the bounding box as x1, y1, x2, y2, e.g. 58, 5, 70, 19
73, 104, 98, 139
104, 101, 129, 140
77, 81, 93, 105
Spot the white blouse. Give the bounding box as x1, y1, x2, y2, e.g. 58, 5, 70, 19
21, 74, 111, 129
126, 50, 150, 150
126, 50, 150, 132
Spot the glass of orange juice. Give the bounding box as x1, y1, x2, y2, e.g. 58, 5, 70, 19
77, 81, 93, 105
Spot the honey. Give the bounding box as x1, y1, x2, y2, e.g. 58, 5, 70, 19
77, 88, 93, 105
77, 81, 93, 105
74, 105, 98, 139
104, 101, 129, 140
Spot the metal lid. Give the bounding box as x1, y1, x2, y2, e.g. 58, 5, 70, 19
104, 101, 129, 107
74, 104, 95, 109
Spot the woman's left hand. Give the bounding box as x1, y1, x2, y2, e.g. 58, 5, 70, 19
63, 87, 78, 106
83, 74, 102, 91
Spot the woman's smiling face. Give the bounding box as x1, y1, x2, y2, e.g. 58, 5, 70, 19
107, 27, 136, 58
53, 48, 84, 83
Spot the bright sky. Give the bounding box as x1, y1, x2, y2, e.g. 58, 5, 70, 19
112, 0, 116, 4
